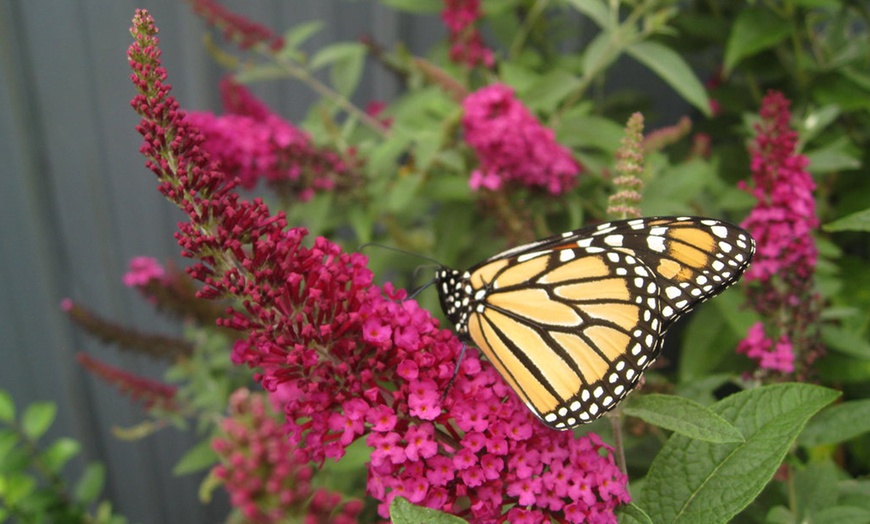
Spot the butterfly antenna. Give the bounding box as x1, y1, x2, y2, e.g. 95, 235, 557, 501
406, 276, 437, 301
358, 242, 442, 266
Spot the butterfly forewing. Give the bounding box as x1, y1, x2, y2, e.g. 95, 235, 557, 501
436, 216, 755, 430
582, 217, 756, 331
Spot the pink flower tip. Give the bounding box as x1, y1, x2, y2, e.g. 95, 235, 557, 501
122, 256, 166, 287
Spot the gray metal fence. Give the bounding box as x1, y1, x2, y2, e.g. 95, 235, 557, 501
0, 1, 431, 521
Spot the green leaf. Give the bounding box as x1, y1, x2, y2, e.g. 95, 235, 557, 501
623, 394, 744, 443
555, 114, 624, 152
74, 463, 105, 504
297, 191, 335, 237
0, 391, 13, 423
499, 62, 541, 93
173, 439, 218, 476
793, 460, 839, 520
790, 0, 841, 6
811, 506, 870, 524
643, 159, 717, 216
805, 138, 861, 174
387, 172, 424, 212
813, 73, 870, 111
817, 353, 870, 385
428, 175, 472, 203
0, 429, 20, 460
41, 438, 81, 472
799, 399, 870, 447
674, 374, 735, 407
21, 402, 56, 441
582, 31, 618, 77
636, 383, 839, 524
368, 133, 411, 179
765, 505, 792, 524
723, 7, 793, 75
379, 0, 442, 12
282, 20, 324, 51
840, 479, 870, 506
678, 301, 741, 383
521, 70, 582, 113
390, 496, 468, 523
311, 43, 366, 97
617, 502, 655, 524
799, 105, 841, 145
824, 208, 870, 232
0, 434, 28, 474
414, 130, 444, 171
2, 472, 36, 505
199, 468, 222, 504
820, 325, 870, 360
626, 41, 711, 116
566, 0, 610, 28
348, 206, 373, 245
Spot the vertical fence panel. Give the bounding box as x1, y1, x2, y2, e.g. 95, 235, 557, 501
0, 0, 412, 521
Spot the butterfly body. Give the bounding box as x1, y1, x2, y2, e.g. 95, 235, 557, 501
435, 216, 755, 430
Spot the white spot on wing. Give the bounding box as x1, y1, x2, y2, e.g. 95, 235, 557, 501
517, 251, 548, 263
604, 235, 624, 247
710, 225, 728, 238
647, 236, 666, 252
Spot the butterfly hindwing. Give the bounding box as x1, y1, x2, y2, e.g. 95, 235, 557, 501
465, 248, 663, 429
436, 216, 755, 430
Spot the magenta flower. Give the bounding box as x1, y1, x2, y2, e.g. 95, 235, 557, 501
129, 11, 628, 522
122, 256, 167, 288
442, 0, 494, 68
187, 78, 360, 200
212, 389, 362, 524
462, 84, 581, 195
737, 90, 821, 375
736, 322, 794, 373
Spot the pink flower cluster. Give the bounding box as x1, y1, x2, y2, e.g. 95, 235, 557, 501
737, 91, 820, 374
364, 348, 630, 522
122, 256, 167, 288
462, 84, 581, 195
186, 78, 358, 200
442, 0, 494, 68
736, 322, 795, 374
213, 389, 362, 524
129, 11, 628, 522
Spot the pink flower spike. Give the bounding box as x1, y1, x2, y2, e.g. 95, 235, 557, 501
441, 0, 494, 68
737, 90, 822, 378
128, 13, 631, 521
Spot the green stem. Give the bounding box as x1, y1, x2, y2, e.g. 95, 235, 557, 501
265, 49, 391, 138
610, 406, 628, 479
555, 1, 658, 122
509, 0, 552, 59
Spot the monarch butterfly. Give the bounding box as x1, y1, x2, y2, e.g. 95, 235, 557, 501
435, 216, 755, 430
